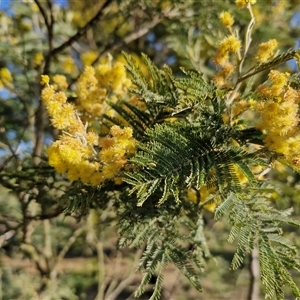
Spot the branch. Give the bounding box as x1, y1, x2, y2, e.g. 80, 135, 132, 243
26, 206, 65, 220
228, 3, 255, 106
51, 0, 112, 56
238, 3, 255, 77
95, 239, 106, 300
34, 0, 55, 164
248, 245, 261, 300
20, 242, 48, 276
105, 248, 144, 300
68, 12, 163, 90
236, 52, 295, 84
54, 225, 85, 266
34, 0, 50, 29
92, 11, 168, 66
35, 0, 54, 71
46, 0, 54, 52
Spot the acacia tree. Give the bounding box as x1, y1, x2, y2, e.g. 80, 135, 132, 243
1, 1, 300, 299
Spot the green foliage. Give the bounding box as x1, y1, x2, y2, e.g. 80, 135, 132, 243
216, 190, 300, 298
121, 54, 265, 206
117, 190, 207, 300
126, 121, 263, 207
113, 53, 300, 299
1, 1, 300, 300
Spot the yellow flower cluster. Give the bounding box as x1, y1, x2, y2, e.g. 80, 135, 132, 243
221, 98, 250, 127
80, 50, 98, 67
232, 164, 249, 185
187, 187, 219, 212
255, 70, 300, 171
41, 76, 78, 130
214, 36, 241, 66
99, 126, 135, 180
41, 75, 135, 186
219, 11, 234, 28
0, 68, 13, 89
33, 52, 44, 67
213, 35, 241, 87
256, 70, 289, 99
236, 0, 256, 9
255, 39, 278, 63
62, 56, 78, 75
187, 162, 253, 211
232, 100, 249, 118
76, 54, 131, 121
52, 74, 69, 90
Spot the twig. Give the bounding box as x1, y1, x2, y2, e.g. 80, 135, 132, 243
43, 219, 53, 276
20, 242, 47, 276
237, 51, 296, 84
51, 0, 112, 57
55, 225, 86, 266
95, 239, 106, 300
33, 0, 55, 164
92, 14, 164, 66
46, 0, 54, 51
238, 3, 255, 77
68, 13, 164, 90
248, 245, 260, 300
228, 2, 256, 107
103, 251, 123, 297
105, 248, 144, 300
26, 206, 65, 220
34, 0, 50, 29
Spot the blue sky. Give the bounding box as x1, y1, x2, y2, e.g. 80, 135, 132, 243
0, 0, 68, 11
0, 0, 10, 11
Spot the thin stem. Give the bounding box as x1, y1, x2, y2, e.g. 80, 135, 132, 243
95, 239, 106, 300
54, 225, 85, 268
237, 51, 296, 84
248, 245, 260, 300
228, 3, 255, 107
51, 0, 112, 56
105, 248, 144, 300
238, 3, 255, 76
0, 268, 2, 300
33, 0, 55, 164
92, 15, 162, 66
68, 11, 164, 90
50, 226, 86, 279
34, 0, 50, 29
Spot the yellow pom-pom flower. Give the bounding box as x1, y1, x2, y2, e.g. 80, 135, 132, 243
42, 56, 136, 186
52, 75, 68, 90
80, 50, 98, 67
236, 0, 256, 8
256, 39, 278, 63
214, 35, 241, 67
219, 11, 234, 28
33, 52, 44, 67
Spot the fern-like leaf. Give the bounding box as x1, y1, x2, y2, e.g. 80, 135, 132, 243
126, 122, 263, 206
166, 243, 202, 292
217, 188, 300, 299
148, 254, 168, 300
